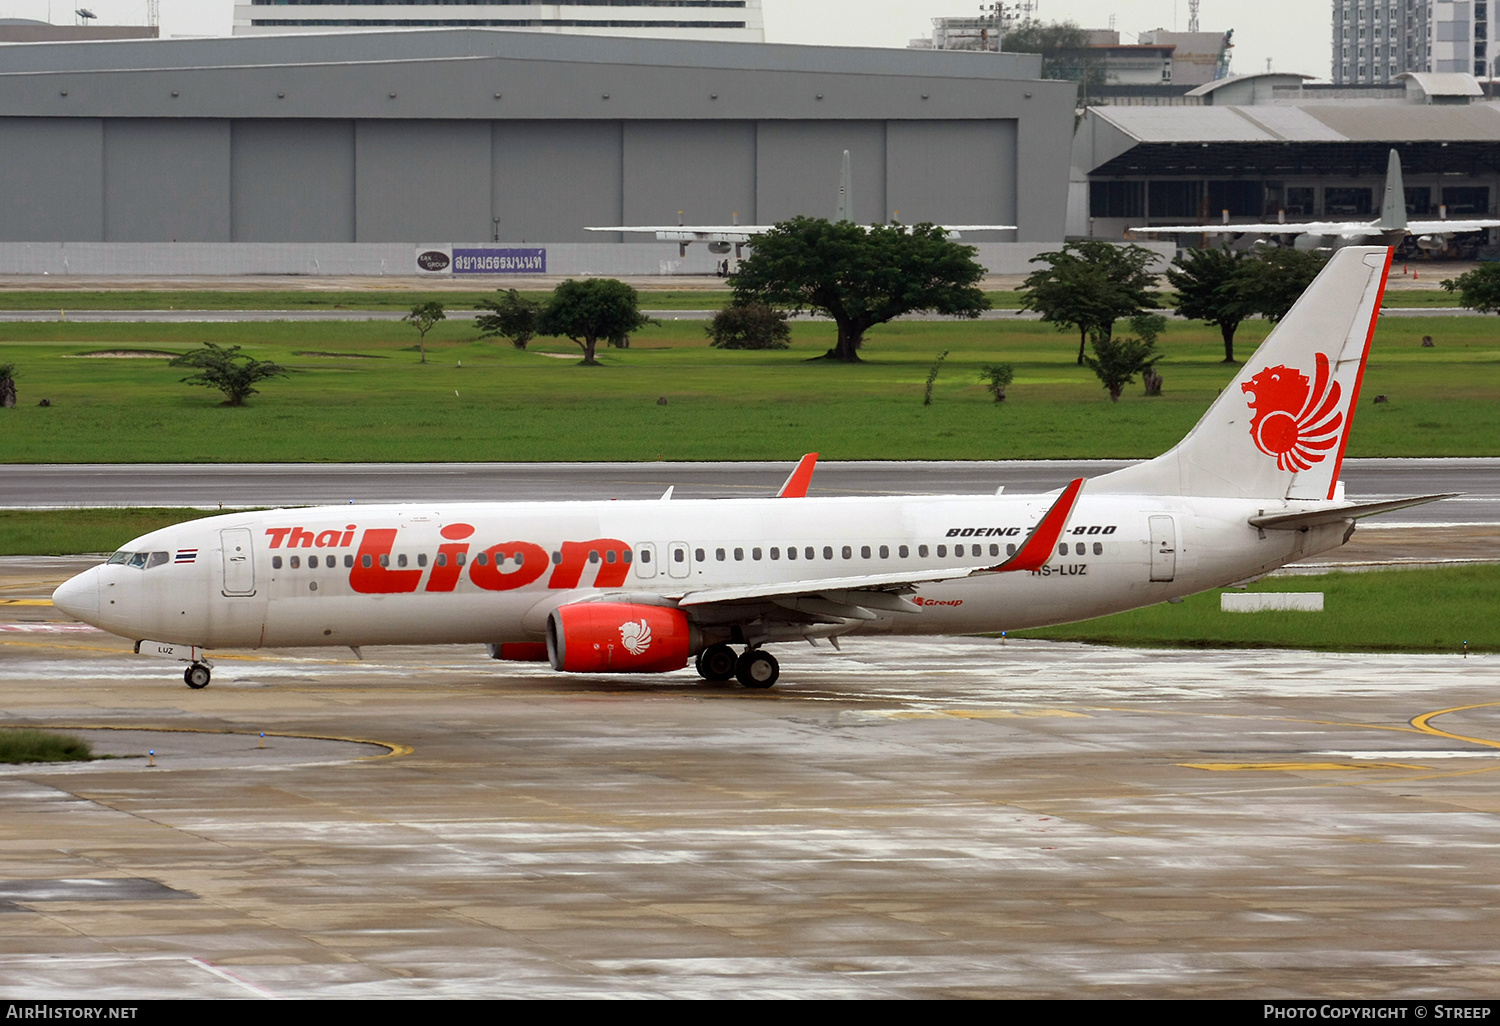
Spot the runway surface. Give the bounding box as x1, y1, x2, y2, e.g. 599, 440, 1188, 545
0, 585, 1496, 998
3, 458, 1497, 525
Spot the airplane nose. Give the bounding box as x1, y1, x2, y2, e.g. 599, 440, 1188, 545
52, 568, 100, 623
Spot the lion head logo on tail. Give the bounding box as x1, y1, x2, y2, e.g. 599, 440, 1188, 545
1241, 352, 1344, 472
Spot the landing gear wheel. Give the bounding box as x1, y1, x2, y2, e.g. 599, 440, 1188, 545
184, 664, 211, 690
695, 644, 738, 682
735, 650, 779, 689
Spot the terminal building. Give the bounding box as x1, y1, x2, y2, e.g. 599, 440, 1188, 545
0, 29, 1076, 275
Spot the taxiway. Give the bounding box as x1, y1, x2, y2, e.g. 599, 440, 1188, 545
0, 611, 1495, 998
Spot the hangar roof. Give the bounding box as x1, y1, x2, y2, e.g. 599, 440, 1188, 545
0, 28, 1064, 123
1088, 102, 1500, 144
1397, 72, 1486, 99
1076, 102, 1500, 178
0, 27, 1043, 81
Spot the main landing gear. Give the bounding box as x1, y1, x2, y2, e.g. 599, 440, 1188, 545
184, 663, 212, 689
694, 645, 780, 689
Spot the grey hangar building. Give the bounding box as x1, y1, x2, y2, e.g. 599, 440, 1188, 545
0, 31, 1080, 277
1070, 75, 1500, 252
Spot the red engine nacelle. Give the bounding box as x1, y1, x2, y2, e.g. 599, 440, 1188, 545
546, 602, 697, 674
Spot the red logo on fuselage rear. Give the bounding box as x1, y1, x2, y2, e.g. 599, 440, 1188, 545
1242, 352, 1344, 472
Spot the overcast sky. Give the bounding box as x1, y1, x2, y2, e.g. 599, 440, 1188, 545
3, 1, 1334, 82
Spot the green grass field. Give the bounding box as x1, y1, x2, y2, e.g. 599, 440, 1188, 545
0, 289, 742, 312
0, 508, 224, 557
1015, 565, 1498, 654
0, 288, 1032, 312
0, 310, 1494, 463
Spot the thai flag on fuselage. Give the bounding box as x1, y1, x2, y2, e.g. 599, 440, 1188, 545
175, 549, 198, 564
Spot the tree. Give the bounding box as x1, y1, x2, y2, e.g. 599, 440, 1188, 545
169, 343, 288, 406
1082, 313, 1164, 402
730, 217, 988, 363
1441, 263, 1500, 314
402, 301, 446, 363
475, 289, 542, 349
0, 363, 15, 409
1166, 247, 1255, 363
705, 302, 792, 350
1230, 248, 1329, 324
979, 363, 1015, 402
1018, 240, 1161, 365
1001, 21, 1106, 106
537, 279, 654, 365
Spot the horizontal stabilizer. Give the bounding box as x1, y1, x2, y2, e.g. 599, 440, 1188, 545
1248, 493, 1456, 530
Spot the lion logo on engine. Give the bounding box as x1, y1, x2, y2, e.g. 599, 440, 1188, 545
619, 619, 653, 656
1241, 352, 1344, 472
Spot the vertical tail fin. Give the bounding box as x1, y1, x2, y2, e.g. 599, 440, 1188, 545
1091, 246, 1392, 501
836, 150, 854, 223
1377, 148, 1407, 232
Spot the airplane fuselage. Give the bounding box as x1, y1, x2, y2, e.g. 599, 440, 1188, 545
64, 492, 1349, 652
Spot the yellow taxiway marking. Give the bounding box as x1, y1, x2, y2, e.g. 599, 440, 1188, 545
876, 708, 1088, 720
1410, 702, 1500, 751
1181, 761, 1431, 773
0, 722, 412, 761
0, 599, 54, 607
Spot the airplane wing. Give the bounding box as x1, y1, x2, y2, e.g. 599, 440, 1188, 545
586, 226, 768, 242
586, 224, 1016, 241
1407, 219, 1500, 234
673, 478, 1085, 614
1128, 222, 1386, 238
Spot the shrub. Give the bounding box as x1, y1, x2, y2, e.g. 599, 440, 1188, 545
0, 728, 92, 764
979, 363, 1014, 402
705, 303, 792, 350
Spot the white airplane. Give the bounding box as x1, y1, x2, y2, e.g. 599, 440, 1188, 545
1128, 149, 1500, 253
52, 246, 1452, 691
585, 150, 1017, 256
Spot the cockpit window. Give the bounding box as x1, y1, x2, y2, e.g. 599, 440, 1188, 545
127, 552, 150, 569
147, 552, 170, 569
107, 551, 131, 565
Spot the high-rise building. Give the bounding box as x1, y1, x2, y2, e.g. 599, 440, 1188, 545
1332, 0, 1495, 84
233, 2, 765, 42
1430, 0, 1495, 75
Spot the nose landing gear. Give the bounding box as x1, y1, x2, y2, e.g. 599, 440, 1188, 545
184, 663, 212, 690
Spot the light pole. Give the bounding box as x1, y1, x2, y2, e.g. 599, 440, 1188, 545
978, 2, 1003, 51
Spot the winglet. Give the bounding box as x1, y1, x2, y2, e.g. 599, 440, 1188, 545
986, 478, 1085, 573
777, 453, 819, 498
